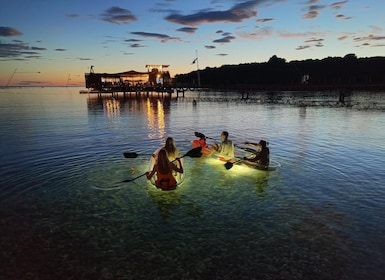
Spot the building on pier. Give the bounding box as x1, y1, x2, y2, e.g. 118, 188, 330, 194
84, 65, 173, 94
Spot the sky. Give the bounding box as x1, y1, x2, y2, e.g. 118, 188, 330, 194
1, 0, 384, 87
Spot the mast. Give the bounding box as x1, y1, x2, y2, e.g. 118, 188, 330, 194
195, 50, 201, 87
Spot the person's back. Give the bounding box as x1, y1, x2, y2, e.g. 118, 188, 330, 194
146, 149, 183, 190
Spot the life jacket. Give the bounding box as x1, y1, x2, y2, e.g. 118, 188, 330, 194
192, 139, 211, 154
155, 171, 177, 191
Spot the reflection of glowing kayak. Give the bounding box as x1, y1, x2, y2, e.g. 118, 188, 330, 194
192, 139, 211, 155
148, 150, 185, 190
239, 159, 281, 171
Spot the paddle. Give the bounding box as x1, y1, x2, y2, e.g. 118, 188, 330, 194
194, 131, 258, 153
123, 152, 154, 158
194, 131, 218, 142
120, 146, 202, 183
224, 158, 244, 170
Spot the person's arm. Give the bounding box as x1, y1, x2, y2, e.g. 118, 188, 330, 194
146, 165, 157, 179
244, 141, 260, 147
170, 158, 183, 173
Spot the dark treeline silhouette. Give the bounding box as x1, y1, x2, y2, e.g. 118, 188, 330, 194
174, 54, 385, 91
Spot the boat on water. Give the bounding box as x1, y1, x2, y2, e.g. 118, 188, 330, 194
147, 149, 185, 190
238, 159, 281, 171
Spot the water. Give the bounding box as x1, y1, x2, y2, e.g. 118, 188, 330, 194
1, 87, 385, 280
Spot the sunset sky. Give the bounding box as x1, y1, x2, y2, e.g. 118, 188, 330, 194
1, 0, 384, 87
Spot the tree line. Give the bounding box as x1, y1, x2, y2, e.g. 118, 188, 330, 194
174, 54, 385, 90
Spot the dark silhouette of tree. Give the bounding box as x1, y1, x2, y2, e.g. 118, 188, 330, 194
174, 54, 385, 90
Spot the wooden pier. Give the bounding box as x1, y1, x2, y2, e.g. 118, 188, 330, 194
80, 85, 186, 99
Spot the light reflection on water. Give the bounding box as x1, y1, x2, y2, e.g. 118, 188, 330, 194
0, 87, 385, 279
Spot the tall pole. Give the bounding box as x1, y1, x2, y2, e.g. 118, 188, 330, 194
196, 50, 201, 87
5, 68, 17, 87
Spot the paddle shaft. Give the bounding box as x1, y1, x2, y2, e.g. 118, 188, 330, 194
120, 147, 202, 183
195, 131, 258, 154
123, 152, 155, 158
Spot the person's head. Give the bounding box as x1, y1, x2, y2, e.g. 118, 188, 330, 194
258, 140, 267, 148
165, 137, 175, 148
221, 131, 229, 141
165, 137, 177, 155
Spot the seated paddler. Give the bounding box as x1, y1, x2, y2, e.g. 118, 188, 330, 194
211, 131, 235, 162
243, 140, 270, 170
146, 149, 183, 190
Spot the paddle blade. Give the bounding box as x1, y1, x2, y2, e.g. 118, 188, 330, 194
194, 131, 205, 138
184, 146, 203, 158
224, 162, 234, 170
123, 152, 139, 158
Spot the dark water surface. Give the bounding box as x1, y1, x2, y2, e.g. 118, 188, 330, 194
1, 87, 384, 279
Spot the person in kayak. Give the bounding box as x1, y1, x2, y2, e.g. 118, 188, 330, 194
192, 134, 210, 155
243, 140, 270, 170
164, 137, 180, 161
212, 131, 235, 162
146, 149, 183, 190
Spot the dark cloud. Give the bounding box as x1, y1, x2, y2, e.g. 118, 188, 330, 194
131, 31, 180, 42
296, 45, 311, 50
336, 14, 351, 20
101, 7, 137, 23
0, 26, 23, 37
217, 53, 228, 56
55, 48, 67, 51
31, 46, 47, 51
301, 0, 326, 19
302, 10, 319, 19
24, 55, 42, 59
77, 58, 92, 61
213, 35, 236, 43
21, 51, 40, 55
124, 39, 142, 42
304, 38, 324, 43
165, 0, 265, 26
205, 45, 216, 49
302, 0, 349, 19
338, 35, 349, 40
0, 41, 29, 59
129, 43, 146, 48
354, 35, 385, 42
296, 36, 325, 50
18, 80, 44, 86
330, 1, 348, 9
176, 27, 198, 33
257, 18, 274, 23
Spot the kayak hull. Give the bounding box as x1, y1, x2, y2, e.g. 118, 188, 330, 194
240, 159, 281, 171
148, 150, 185, 190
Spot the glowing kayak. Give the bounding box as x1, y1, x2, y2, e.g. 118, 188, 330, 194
148, 150, 185, 190
239, 159, 281, 171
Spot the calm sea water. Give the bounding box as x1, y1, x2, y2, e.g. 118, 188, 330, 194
1, 87, 385, 280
